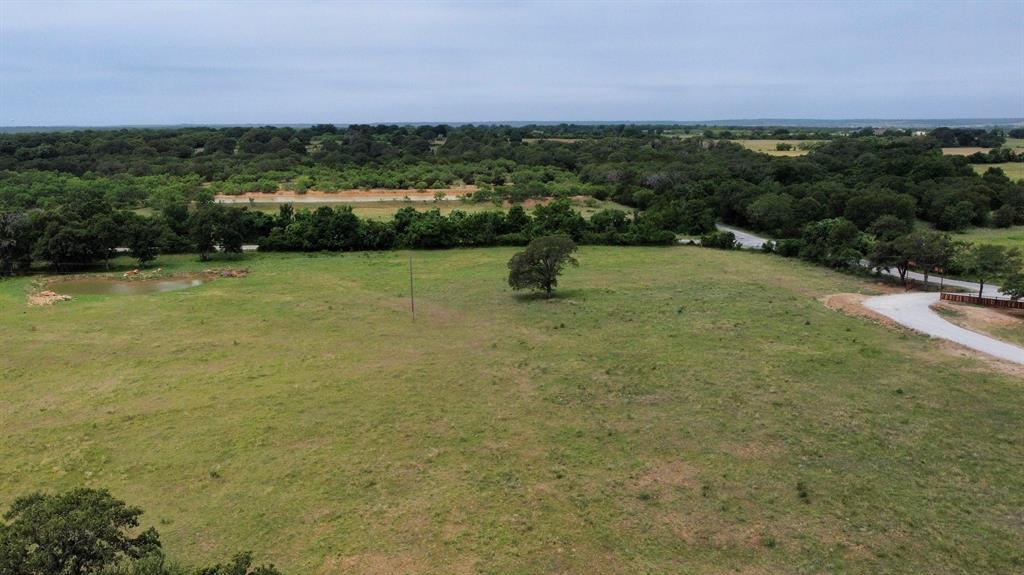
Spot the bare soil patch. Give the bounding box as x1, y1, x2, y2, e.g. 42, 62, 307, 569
942, 147, 991, 156
932, 301, 1024, 331
216, 186, 478, 204
629, 459, 699, 493
820, 293, 899, 328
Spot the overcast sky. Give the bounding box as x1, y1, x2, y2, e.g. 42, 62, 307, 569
1, 0, 1022, 125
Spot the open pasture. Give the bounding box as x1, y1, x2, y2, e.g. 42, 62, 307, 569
954, 224, 1024, 251
2, 248, 1021, 574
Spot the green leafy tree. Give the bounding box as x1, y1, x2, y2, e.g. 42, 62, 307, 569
0, 211, 37, 275
507, 235, 578, 297
530, 199, 588, 241
893, 230, 958, 289
124, 215, 169, 266
0, 488, 160, 575
746, 193, 795, 237
1002, 272, 1024, 300
868, 215, 913, 241
939, 200, 976, 232
993, 204, 1016, 228
868, 239, 911, 285
189, 198, 218, 262
215, 208, 246, 255
799, 218, 867, 269
962, 244, 1023, 297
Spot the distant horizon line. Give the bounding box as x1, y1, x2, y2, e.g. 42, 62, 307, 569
3, 117, 1023, 132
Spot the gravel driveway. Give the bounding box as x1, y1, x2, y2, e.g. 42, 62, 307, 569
864, 292, 1024, 365
706, 225, 1024, 365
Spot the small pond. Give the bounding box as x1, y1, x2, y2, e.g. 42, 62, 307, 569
53, 277, 207, 296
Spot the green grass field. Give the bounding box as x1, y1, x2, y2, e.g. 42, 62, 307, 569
954, 225, 1024, 251
1002, 137, 1024, 151
971, 161, 1024, 182
2, 248, 1022, 573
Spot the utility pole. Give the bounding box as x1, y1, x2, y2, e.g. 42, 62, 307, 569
408, 252, 415, 321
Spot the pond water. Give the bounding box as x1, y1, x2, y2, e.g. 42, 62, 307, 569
53, 277, 206, 296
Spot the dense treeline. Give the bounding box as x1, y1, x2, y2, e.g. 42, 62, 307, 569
2, 125, 1024, 273
0, 195, 676, 272
928, 127, 1006, 148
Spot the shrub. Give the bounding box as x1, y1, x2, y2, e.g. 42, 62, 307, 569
699, 230, 737, 250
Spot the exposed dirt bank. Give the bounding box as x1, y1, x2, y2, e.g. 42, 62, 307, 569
215, 186, 478, 204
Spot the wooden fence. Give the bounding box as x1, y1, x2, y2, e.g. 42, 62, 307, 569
940, 292, 1024, 310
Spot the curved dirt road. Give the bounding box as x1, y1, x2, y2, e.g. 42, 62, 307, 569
708, 225, 1024, 365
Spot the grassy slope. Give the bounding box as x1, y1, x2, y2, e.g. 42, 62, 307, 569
1, 248, 1022, 574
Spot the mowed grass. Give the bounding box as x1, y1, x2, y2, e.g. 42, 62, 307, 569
731, 140, 823, 157
1, 248, 1022, 574
971, 161, 1024, 182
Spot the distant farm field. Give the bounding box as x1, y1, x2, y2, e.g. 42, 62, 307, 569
732, 139, 823, 156
2, 248, 1021, 573
942, 140, 1024, 156
971, 161, 1024, 181
942, 146, 991, 156
1002, 137, 1024, 151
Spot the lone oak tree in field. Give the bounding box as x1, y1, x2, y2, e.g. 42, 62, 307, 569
508, 235, 578, 297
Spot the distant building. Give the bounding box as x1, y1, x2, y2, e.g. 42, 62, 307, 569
912, 130, 927, 137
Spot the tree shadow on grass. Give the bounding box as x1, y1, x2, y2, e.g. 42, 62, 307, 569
511, 288, 585, 302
